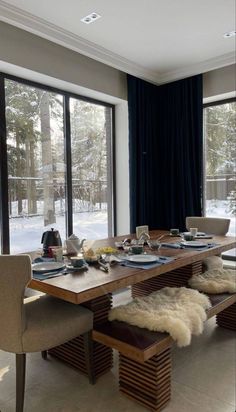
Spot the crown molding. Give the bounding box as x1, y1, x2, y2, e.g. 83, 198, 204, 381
0, 0, 159, 84
0, 0, 234, 85
159, 52, 236, 84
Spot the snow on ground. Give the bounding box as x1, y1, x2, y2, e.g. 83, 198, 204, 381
206, 199, 235, 236
10, 211, 108, 253
9, 200, 235, 254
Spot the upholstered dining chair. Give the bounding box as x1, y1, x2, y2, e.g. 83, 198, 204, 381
0, 255, 94, 412
185, 216, 231, 271
186, 216, 230, 236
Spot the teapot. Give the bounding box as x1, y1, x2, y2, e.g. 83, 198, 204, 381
66, 234, 86, 255
41, 228, 62, 256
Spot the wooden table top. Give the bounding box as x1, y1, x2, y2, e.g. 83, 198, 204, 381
29, 230, 236, 304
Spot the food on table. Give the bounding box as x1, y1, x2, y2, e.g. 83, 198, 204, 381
84, 248, 96, 257
84, 248, 100, 262
96, 246, 118, 255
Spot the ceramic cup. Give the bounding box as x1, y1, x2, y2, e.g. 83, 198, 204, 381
190, 228, 198, 237
170, 228, 179, 236
183, 233, 194, 241
70, 257, 86, 267
131, 245, 143, 254
50, 246, 63, 262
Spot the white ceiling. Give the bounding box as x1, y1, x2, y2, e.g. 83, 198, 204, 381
0, 0, 235, 83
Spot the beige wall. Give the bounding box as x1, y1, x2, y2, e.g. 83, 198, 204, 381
203, 64, 236, 99
0, 21, 127, 100
0, 21, 235, 101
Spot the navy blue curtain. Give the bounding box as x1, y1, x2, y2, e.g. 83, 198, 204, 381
128, 74, 203, 233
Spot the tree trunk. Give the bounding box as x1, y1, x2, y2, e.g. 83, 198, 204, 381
16, 131, 23, 215
40, 92, 55, 226
25, 130, 37, 215
29, 139, 37, 214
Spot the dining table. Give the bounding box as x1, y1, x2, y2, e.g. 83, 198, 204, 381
29, 230, 236, 380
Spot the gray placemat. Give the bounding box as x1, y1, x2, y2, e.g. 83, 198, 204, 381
120, 256, 175, 270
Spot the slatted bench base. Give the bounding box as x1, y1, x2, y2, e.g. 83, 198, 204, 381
49, 294, 113, 379
93, 292, 236, 411
216, 302, 236, 331
119, 349, 171, 412
132, 261, 202, 298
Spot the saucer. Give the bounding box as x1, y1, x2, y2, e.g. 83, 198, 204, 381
66, 264, 88, 271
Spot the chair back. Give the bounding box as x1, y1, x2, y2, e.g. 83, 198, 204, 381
0, 255, 32, 353
186, 217, 230, 235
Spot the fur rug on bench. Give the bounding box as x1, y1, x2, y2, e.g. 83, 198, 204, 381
109, 287, 211, 347
189, 268, 236, 294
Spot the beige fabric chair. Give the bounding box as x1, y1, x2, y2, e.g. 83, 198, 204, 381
186, 216, 230, 271
186, 216, 230, 236
0, 255, 94, 412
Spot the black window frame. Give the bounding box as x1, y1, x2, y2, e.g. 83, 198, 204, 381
0, 72, 116, 254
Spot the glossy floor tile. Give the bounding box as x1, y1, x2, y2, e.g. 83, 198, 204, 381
0, 289, 235, 412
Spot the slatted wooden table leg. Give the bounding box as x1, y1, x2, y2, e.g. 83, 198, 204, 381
48, 294, 113, 380
216, 302, 236, 331
132, 261, 202, 298
119, 347, 172, 412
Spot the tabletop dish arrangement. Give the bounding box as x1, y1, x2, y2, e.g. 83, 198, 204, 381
183, 231, 205, 236
147, 240, 161, 250
83, 248, 100, 263
32, 262, 65, 273
182, 232, 213, 239
66, 264, 88, 271
126, 254, 158, 264
180, 240, 207, 248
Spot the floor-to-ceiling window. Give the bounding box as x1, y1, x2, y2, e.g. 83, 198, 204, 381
70, 98, 113, 240
204, 99, 236, 256
0, 74, 115, 254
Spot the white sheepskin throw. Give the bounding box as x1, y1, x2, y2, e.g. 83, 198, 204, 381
189, 268, 236, 294
108, 287, 211, 347
202, 256, 223, 272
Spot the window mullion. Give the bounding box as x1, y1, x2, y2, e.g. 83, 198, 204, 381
64, 95, 73, 237
0, 74, 10, 253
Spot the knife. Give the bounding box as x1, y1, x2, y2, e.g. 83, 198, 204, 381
98, 260, 109, 272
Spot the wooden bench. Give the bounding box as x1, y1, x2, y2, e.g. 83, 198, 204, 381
92, 292, 236, 412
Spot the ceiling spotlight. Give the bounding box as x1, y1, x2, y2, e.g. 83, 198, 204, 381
223, 31, 236, 38
81, 12, 101, 24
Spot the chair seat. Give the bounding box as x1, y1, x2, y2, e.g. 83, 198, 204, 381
22, 295, 93, 353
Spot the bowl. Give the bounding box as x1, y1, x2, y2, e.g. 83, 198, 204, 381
84, 254, 100, 263
147, 240, 161, 250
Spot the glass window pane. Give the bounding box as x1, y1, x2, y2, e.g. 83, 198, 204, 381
70, 98, 113, 239
5, 79, 66, 253
204, 101, 236, 237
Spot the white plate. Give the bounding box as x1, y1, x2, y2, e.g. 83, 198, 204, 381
180, 241, 206, 248
126, 254, 158, 264
183, 232, 205, 236
32, 262, 65, 272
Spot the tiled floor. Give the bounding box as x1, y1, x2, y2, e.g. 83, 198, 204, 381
0, 288, 235, 412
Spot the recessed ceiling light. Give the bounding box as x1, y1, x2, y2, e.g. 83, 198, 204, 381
223, 31, 236, 38
81, 12, 101, 25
